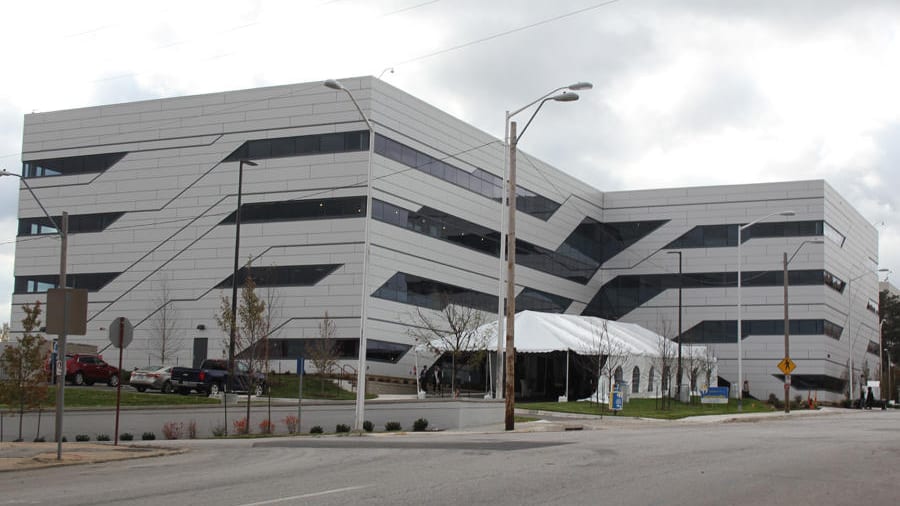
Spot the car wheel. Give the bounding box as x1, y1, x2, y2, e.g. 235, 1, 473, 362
135, 385, 147, 393
208, 382, 221, 397
74, 372, 85, 386
254, 383, 265, 397
108, 375, 120, 387
162, 381, 173, 394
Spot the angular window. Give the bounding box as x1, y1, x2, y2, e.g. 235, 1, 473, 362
18, 212, 125, 236
867, 298, 879, 314
14, 272, 120, 293
372, 272, 497, 313
373, 135, 561, 220
22, 152, 126, 178
678, 319, 845, 344
219, 196, 365, 225
648, 367, 655, 392
516, 288, 572, 314
223, 131, 369, 162
665, 221, 825, 249
631, 367, 641, 393
215, 264, 341, 289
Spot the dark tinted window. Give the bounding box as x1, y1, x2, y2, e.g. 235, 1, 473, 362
223, 131, 369, 162
219, 197, 365, 225
374, 135, 561, 221
665, 221, 825, 249
372, 272, 496, 312
23, 152, 126, 178
215, 264, 341, 289
18, 212, 124, 236
14, 272, 120, 293
679, 319, 844, 343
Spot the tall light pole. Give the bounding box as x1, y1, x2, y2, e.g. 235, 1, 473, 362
782, 239, 825, 413
1, 169, 68, 459
737, 209, 794, 411
324, 78, 375, 431
495, 82, 592, 400
844, 267, 890, 404
667, 251, 683, 400
504, 85, 588, 430
229, 159, 258, 371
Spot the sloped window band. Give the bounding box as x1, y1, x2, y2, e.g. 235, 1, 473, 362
18, 212, 125, 236
373, 135, 561, 221
219, 196, 366, 225
373, 199, 664, 284
585, 269, 846, 320
14, 272, 120, 293
223, 131, 369, 162
372, 272, 572, 314
23, 152, 126, 178
215, 264, 342, 289
665, 221, 826, 249
678, 319, 844, 344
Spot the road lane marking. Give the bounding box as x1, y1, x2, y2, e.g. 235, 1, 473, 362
236, 485, 371, 506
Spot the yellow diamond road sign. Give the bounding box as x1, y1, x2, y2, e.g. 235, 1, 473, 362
778, 357, 796, 375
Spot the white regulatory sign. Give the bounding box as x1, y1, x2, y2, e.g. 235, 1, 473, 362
108, 317, 134, 348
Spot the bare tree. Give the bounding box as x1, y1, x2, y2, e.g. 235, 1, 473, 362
654, 334, 678, 407
0, 301, 49, 441
591, 319, 629, 406
149, 276, 184, 365
309, 311, 340, 396
407, 294, 493, 395
215, 266, 268, 432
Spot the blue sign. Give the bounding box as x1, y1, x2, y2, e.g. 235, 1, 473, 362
701, 386, 729, 404
612, 391, 623, 411
296, 357, 305, 376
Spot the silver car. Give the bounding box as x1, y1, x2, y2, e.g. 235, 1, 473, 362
129, 365, 174, 393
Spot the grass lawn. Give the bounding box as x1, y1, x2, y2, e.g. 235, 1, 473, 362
267, 374, 375, 401
0, 386, 221, 409
521, 397, 775, 420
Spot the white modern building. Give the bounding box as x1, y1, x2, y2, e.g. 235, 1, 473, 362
8, 76, 880, 403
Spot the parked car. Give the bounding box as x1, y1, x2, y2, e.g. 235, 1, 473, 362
65, 354, 120, 387
129, 365, 175, 393
170, 359, 267, 397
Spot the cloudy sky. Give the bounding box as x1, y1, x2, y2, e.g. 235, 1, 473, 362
2, 0, 899, 325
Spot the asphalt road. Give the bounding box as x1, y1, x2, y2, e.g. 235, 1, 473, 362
2, 409, 898, 506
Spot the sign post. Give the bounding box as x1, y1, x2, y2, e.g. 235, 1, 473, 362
109, 317, 133, 445
297, 357, 305, 431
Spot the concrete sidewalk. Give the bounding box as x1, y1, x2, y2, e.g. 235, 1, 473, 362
0, 442, 182, 472
0, 406, 853, 472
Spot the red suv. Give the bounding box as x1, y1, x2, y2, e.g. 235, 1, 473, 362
66, 354, 120, 387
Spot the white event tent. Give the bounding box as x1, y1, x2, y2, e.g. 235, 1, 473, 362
433, 311, 717, 401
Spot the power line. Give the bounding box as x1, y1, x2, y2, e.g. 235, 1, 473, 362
393, 0, 620, 67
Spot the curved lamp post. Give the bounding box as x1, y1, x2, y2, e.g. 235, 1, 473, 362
495, 82, 592, 401
1, 169, 67, 459
503, 84, 590, 430
737, 210, 794, 411
324, 79, 375, 431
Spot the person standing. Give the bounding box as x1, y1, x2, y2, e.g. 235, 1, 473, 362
433, 366, 442, 397
859, 386, 866, 409
866, 386, 875, 409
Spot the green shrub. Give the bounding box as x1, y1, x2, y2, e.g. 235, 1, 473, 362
96, 434, 110, 441
413, 418, 429, 431
363, 420, 374, 432
335, 423, 351, 433
310, 425, 324, 434
211, 424, 227, 437
120, 433, 134, 441
33, 436, 45, 442
141, 432, 156, 440
75, 434, 90, 442
385, 421, 402, 431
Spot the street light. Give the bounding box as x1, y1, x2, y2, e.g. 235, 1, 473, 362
1, 169, 68, 459
844, 267, 890, 403
667, 251, 683, 400
503, 84, 589, 430
225, 159, 257, 434
782, 239, 825, 413
324, 78, 375, 431
737, 209, 794, 411
495, 82, 592, 400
